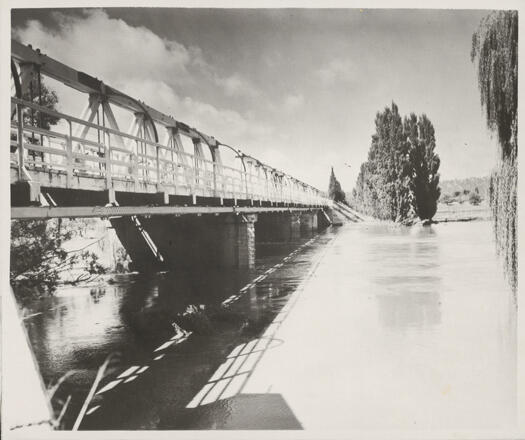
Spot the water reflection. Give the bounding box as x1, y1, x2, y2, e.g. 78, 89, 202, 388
19, 236, 325, 429
18, 222, 516, 430
373, 226, 442, 330
90, 287, 106, 303
377, 289, 441, 329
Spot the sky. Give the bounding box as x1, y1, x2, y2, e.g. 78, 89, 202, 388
11, 8, 500, 191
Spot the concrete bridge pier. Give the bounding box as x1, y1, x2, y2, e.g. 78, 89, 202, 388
300, 211, 318, 236
288, 212, 302, 241
218, 213, 257, 268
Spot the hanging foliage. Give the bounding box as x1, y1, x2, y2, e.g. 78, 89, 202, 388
472, 10, 518, 291
471, 11, 518, 162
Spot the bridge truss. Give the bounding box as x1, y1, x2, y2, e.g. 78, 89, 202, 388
10, 40, 329, 218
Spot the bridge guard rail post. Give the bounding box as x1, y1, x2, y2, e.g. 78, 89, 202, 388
66, 120, 73, 187
155, 144, 161, 189
132, 142, 139, 191
16, 102, 25, 180
105, 132, 112, 190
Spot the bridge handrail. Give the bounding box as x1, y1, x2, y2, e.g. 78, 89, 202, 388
11, 96, 328, 206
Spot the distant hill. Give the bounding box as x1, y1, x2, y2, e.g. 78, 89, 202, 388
439, 176, 490, 199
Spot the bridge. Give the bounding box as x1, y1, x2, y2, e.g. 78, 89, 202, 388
10, 41, 359, 272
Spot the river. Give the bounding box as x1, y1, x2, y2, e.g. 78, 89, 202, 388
19, 220, 516, 430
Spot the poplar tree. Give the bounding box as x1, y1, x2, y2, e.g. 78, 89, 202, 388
351, 102, 441, 222
408, 114, 441, 220
328, 167, 346, 203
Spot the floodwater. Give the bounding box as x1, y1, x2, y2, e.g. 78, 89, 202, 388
20, 220, 516, 431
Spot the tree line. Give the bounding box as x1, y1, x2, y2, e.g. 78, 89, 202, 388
351, 102, 440, 222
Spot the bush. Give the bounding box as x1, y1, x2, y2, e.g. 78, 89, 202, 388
469, 191, 482, 205
441, 194, 453, 205
10, 219, 107, 301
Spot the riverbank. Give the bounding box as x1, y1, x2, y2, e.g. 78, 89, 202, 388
433, 201, 491, 223
347, 201, 491, 226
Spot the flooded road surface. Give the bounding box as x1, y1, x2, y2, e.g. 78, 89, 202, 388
20, 220, 516, 430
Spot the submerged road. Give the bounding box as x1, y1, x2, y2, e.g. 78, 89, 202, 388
20, 221, 517, 431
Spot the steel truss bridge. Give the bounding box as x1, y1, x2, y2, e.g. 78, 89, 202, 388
10, 40, 330, 219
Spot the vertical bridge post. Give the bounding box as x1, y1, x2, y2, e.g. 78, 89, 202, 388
219, 213, 258, 268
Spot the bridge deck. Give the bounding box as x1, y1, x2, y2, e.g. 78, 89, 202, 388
11, 204, 323, 220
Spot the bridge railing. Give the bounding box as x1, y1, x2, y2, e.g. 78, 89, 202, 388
11, 97, 327, 206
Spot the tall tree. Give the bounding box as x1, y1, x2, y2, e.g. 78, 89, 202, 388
328, 167, 346, 203
351, 102, 440, 222
408, 114, 441, 220
471, 10, 518, 291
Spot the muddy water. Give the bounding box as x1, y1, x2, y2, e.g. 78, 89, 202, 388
19, 221, 516, 430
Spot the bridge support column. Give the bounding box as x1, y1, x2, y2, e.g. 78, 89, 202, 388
218, 214, 257, 268
300, 211, 318, 235
289, 212, 301, 241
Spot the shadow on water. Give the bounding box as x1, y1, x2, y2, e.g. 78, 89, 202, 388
38, 232, 333, 430
80, 271, 309, 429
172, 393, 303, 430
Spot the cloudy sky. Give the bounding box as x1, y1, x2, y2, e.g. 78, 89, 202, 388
11, 8, 499, 191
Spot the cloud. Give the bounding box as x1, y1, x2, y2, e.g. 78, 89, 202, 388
118, 79, 260, 139
12, 9, 271, 148
217, 73, 260, 98
317, 59, 357, 84
13, 9, 260, 99
14, 10, 194, 87
283, 93, 305, 112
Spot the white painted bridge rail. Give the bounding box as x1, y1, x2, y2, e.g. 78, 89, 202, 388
10, 97, 325, 206
10, 41, 328, 208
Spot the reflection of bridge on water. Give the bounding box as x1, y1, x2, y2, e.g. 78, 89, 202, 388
10, 40, 362, 273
